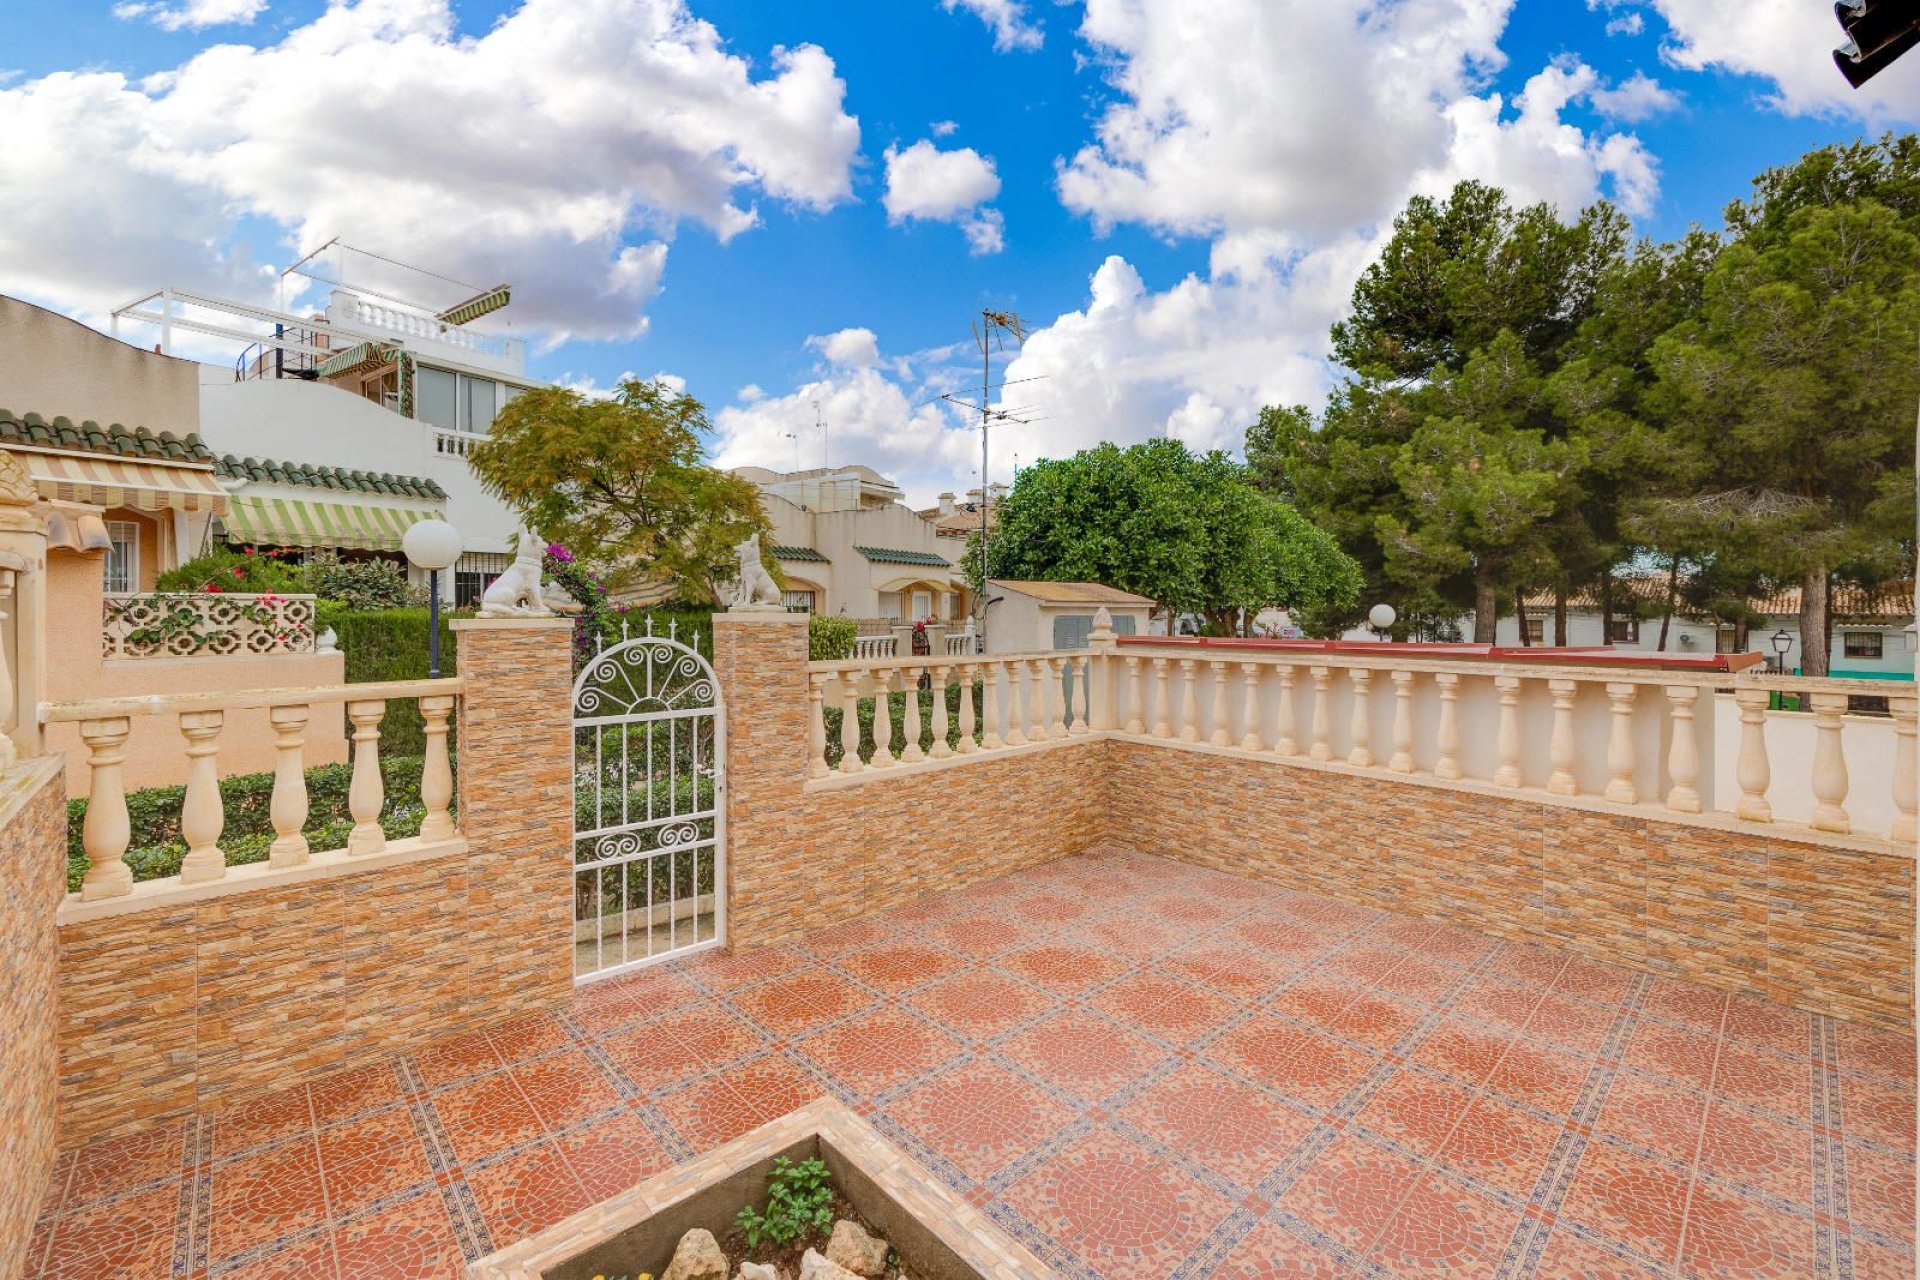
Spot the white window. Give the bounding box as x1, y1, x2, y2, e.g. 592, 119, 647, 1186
415, 366, 500, 433
782, 589, 815, 612
1844, 632, 1884, 660
911, 590, 932, 620
104, 520, 139, 594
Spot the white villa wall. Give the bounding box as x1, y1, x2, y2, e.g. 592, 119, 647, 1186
1708, 698, 1896, 833
197, 378, 522, 595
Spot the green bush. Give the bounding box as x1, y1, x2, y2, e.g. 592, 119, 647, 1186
66, 753, 452, 893
301, 551, 424, 611
807, 614, 857, 661
156, 547, 306, 595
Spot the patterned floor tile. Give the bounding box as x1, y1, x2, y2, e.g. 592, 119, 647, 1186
1354, 1071, 1478, 1161
1677, 1180, 1814, 1279
318, 1105, 434, 1219
35, 1184, 179, 1279
555, 1111, 672, 1201
653, 1072, 768, 1154
599, 1005, 764, 1092
1440, 1098, 1566, 1199
1594, 1071, 1708, 1163
209, 1085, 315, 1157
727, 969, 869, 1035
429, 1071, 546, 1165
1696, 1103, 1813, 1205
1213, 1218, 1366, 1277
309, 1061, 406, 1126
794, 1006, 965, 1095
509, 1047, 624, 1129
330, 1189, 467, 1280
1088, 971, 1238, 1043
885, 1058, 1079, 1181
1843, 1140, 1917, 1244
1000, 1130, 1237, 1280
906, 969, 1055, 1039
571, 966, 704, 1034
464, 1141, 593, 1243
1835, 1020, 1917, 1085
1840, 1072, 1918, 1151
62, 1119, 187, 1207
998, 1010, 1168, 1103
206, 1137, 330, 1267
1711, 1043, 1808, 1121
1532, 1227, 1671, 1277
1212, 1016, 1376, 1109
1366, 1170, 1523, 1280
1277, 1134, 1424, 1255
1486, 1039, 1594, 1116
1557, 1141, 1691, 1263
238, 1227, 340, 1279
995, 942, 1129, 993
833, 940, 965, 993
411, 1027, 506, 1089
485, 1012, 572, 1064
1161, 942, 1294, 1002
1117, 1063, 1315, 1187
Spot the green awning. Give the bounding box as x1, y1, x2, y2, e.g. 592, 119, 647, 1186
222, 494, 441, 552
855, 545, 952, 568
437, 286, 511, 327
314, 341, 401, 380
773, 544, 828, 563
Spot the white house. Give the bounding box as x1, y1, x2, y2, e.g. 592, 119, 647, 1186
982, 580, 1156, 654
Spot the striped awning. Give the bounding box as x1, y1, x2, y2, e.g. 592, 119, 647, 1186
314, 341, 401, 380
222, 494, 440, 552
19, 450, 229, 515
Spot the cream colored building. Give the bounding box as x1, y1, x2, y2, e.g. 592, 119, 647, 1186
982, 580, 1155, 653
736, 465, 970, 623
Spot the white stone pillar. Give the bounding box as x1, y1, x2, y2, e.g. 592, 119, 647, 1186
1178, 659, 1200, 743
838, 670, 864, 773
1434, 673, 1461, 780
1123, 656, 1145, 735
346, 699, 387, 855
1664, 685, 1703, 815
1731, 687, 1771, 822
177, 710, 227, 884
1347, 668, 1373, 767
268, 702, 311, 866
900, 663, 925, 763
1273, 664, 1298, 757
1151, 658, 1172, 739
930, 664, 954, 758
1891, 694, 1916, 842
1493, 676, 1522, 787
1547, 678, 1579, 796
1309, 666, 1333, 761
78, 716, 133, 900
807, 672, 832, 778
419, 693, 456, 841
1807, 691, 1850, 833
1604, 683, 1638, 805
1209, 660, 1231, 747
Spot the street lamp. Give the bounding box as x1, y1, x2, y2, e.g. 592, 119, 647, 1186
1368, 603, 1397, 641
1770, 628, 1794, 674
402, 519, 462, 678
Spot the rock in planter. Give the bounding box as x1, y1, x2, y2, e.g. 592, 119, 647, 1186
736, 1263, 785, 1280
662, 1228, 729, 1280
825, 1220, 889, 1277
797, 1248, 863, 1280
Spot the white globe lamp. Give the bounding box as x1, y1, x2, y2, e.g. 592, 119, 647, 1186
402, 519, 463, 676
1368, 602, 1397, 640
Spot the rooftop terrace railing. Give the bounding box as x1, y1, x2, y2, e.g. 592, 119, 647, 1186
806, 627, 1915, 847
44, 677, 462, 903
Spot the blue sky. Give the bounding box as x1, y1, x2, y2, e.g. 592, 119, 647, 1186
0, 0, 1913, 503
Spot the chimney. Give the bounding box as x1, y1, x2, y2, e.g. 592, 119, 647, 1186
937, 491, 956, 515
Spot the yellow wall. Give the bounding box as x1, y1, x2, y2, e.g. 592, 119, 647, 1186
0, 296, 200, 434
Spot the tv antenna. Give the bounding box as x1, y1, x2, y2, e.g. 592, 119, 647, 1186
938, 308, 1034, 642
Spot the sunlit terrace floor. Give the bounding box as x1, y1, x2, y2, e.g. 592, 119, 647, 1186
28, 848, 1918, 1280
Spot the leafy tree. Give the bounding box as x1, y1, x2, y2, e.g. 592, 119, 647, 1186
1645, 198, 1918, 674
980, 439, 1361, 633
469, 378, 770, 602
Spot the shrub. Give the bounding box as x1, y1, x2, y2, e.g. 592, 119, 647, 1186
323, 607, 460, 754
547, 542, 714, 664
734, 1156, 834, 1250
301, 551, 424, 611
807, 615, 856, 661
155, 547, 305, 595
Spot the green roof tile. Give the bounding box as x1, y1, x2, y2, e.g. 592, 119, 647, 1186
772, 544, 829, 563
0, 408, 215, 464
854, 545, 952, 568
216, 454, 448, 501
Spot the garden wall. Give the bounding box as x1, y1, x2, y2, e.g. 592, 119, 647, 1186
0, 758, 66, 1280
713, 613, 1111, 948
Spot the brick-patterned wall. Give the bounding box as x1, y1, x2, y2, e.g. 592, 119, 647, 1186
0, 759, 67, 1279
1107, 741, 1915, 1029
714, 614, 1110, 949
52, 618, 577, 1150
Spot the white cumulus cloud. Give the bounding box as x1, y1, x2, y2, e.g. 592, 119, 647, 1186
940, 0, 1043, 52
115, 0, 267, 30
1648, 0, 1920, 123
882, 139, 1006, 255
0, 0, 862, 345
810, 327, 883, 368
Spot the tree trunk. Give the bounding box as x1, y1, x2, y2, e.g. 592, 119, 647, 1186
1657, 554, 1680, 651
1600, 566, 1615, 647
1517, 593, 1532, 645
1799, 568, 1829, 677
1473, 575, 1498, 644
1553, 587, 1568, 647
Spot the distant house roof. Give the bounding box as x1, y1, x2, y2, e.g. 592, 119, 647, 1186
1519, 575, 1914, 625
0, 408, 214, 464
989, 579, 1156, 606
914, 493, 999, 539
856, 545, 953, 568
772, 544, 828, 563
216, 454, 447, 500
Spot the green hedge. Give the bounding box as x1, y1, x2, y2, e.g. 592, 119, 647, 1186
808, 615, 856, 661
319, 607, 460, 755
66, 754, 451, 893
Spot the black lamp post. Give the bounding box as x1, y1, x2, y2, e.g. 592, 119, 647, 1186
402, 520, 463, 678
1770, 628, 1794, 674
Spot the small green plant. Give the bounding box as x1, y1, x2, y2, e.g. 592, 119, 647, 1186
733, 1156, 834, 1250
807, 614, 856, 661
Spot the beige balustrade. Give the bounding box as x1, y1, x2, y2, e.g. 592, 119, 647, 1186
808, 673, 832, 779
804, 644, 1914, 847
870, 668, 896, 769
47, 678, 464, 902
838, 670, 864, 773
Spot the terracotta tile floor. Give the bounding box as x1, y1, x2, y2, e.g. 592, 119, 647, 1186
29, 849, 1917, 1279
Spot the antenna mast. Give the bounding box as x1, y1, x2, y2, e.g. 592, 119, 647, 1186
974, 309, 1028, 639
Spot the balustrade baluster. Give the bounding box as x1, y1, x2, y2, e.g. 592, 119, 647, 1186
838, 670, 864, 773
1547, 678, 1579, 796
1033, 658, 1055, 739
0, 569, 15, 768
1389, 670, 1415, 773
1308, 666, 1333, 761
930, 664, 954, 757
1273, 664, 1298, 756
1239, 663, 1262, 750
1493, 676, 1522, 787
419, 694, 456, 841
1069, 656, 1089, 735
1004, 661, 1029, 746
1807, 691, 1849, 832
900, 663, 925, 763
1664, 685, 1703, 814
346, 699, 387, 855
1891, 695, 1916, 842
956, 662, 979, 753
1042, 658, 1064, 739
1434, 673, 1461, 779
1604, 683, 1638, 805
1178, 659, 1200, 743
1347, 668, 1373, 767
808, 673, 832, 778
78, 717, 133, 900
175, 710, 227, 884
982, 661, 1005, 750
870, 668, 898, 767
1209, 660, 1232, 747
1731, 687, 1770, 821
268, 703, 311, 866
1123, 656, 1145, 735
1151, 658, 1172, 739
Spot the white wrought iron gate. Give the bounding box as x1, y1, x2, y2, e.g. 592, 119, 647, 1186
572, 623, 725, 981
